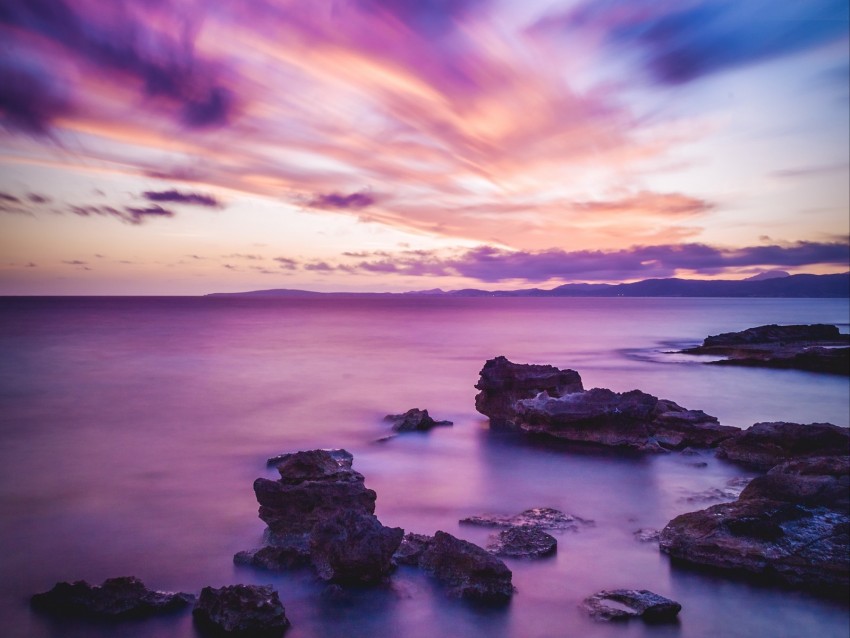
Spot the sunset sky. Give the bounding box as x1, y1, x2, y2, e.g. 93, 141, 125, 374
1, 0, 848, 294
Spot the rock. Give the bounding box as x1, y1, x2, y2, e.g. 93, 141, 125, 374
460, 507, 592, 531
582, 589, 681, 622
192, 584, 290, 637
474, 357, 737, 451
486, 526, 557, 558
474, 356, 584, 429
659, 456, 850, 596
717, 422, 850, 470
395, 531, 514, 603
633, 528, 661, 543
233, 542, 310, 571
31, 576, 194, 619
680, 477, 752, 504
679, 324, 850, 375
267, 448, 352, 469
384, 408, 453, 432
309, 511, 404, 584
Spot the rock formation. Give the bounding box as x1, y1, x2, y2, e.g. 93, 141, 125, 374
474, 357, 737, 451
460, 507, 592, 532
660, 455, 850, 595
582, 589, 681, 622
192, 584, 290, 636
486, 526, 557, 558
716, 421, 850, 470
393, 531, 514, 603
384, 408, 453, 432
30, 576, 193, 618
679, 324, 849, 375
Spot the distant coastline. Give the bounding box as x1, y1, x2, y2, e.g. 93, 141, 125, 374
208, 272, 850, 298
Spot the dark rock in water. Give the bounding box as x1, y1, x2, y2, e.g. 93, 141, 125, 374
253, 450, 376, 536
582, 589, 681, 622
486, 526, 557, 558
395, 531, 514, 603
192, 584, 290, 636
474, 358, 736, 451
660, 455, 850, 595
633, 528, 661, 543
679, 324, 850, 375
31, 576, 194, 619
309, 511, 404, 584
460, 507, 592, 531
717, 422, 850, 470
233, 542, 311, 571
267, 448, 352, 469
384, 408, 453, 432
474, 356, 584, 429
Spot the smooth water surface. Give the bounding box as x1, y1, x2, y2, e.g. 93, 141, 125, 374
0, 296, 848, 638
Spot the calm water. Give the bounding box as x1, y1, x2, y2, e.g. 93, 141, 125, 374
0, 296, 848, 638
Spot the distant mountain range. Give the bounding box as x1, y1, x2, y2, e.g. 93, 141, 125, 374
209, 272, 850, 298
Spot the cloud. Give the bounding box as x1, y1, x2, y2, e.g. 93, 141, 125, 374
570, 191, 713, 217
0, 57, 71, 134
274, 257, 298, 270
336, 241, 850, 282
0, 192, 21, 203
307, 191, 377, 210
143, 189, 222, 207
68, 203, 175, 225
223, 253, 262, 260
549, 0, 850, 85
28, 193, 51, 203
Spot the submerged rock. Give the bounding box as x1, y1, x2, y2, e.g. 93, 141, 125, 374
582, 589, 681, 622
309, 511, 404, 584
474, 357, 736, 451
237, 449, 402, 582
384, 408, 453, 432
31, 576, 194, 619
717, 422, 850, 470
460, 507, 592, 531
486, 526, 557, 558
192, 584, 290, 637
633, 528, 661, 543
679, 324, 850, 375
660, 455, 850, 595
394, 531, 514, 603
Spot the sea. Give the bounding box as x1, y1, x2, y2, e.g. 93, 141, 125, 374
0, 296, 848, 638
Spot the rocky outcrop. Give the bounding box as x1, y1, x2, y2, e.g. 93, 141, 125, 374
717, 422, 850, 470
460, 507, 592, 532
474, 356, 584, 429
192, 585, 290, 636
680, 324, 850, 375
474, 357, 736, 451
384, 408, 453, 432
660, 455, 850, 595
266, 448, 352, 469
393, 531, 514, 603
309, 511, 404, 584
31, 576, 193, 619
582, 589, 681, 622
486, 526, 557, 558
236, 450, 402, 583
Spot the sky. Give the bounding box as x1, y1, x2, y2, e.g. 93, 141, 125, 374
1, 0, 849, 295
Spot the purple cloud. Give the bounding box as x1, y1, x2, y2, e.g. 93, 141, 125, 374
0, 58, 71, 134
68, 203, 175, 225
143, 189, 222, 208
274, 257, 299, 270
307, 191, 376, 210
27, 193, 51, 203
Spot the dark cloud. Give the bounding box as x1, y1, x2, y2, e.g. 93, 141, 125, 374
143, 189, 222, 207
68, 203, 175, 225
0, 59, 71, 134
274, 257, 298, 270
356, 0, 485, 36
0, 192, 21, 203
551, 0, 849, 85
339, 241, 850, 282
28, 193, 51, 203
0, 0, 235, 132
62, 260, 87, 266
307, 191, 376, 210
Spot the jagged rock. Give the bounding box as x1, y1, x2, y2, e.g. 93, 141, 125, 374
582, 589, 681, 622
717, 422, 850, 470
30, 576, 194, 618
384, 408, 453, 432
253, 450, 376, 536
680, 477, 752, 504
460, 507, 592, 531
309, 511, 404, 584
474, 357, 736, 451
266, 448, 352, 469
233, 541, 310, 571
633, 528, 661, 543
192, 584, 290, 636
660, 456, 850, 595
486, 526, 557, 558
394, 531, 514, 603
474, 356, 584, 429
680, 324, 850, 375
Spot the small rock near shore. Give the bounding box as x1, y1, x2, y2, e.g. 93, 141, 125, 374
582, 589, 681, 622
192, 584, 290, 637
